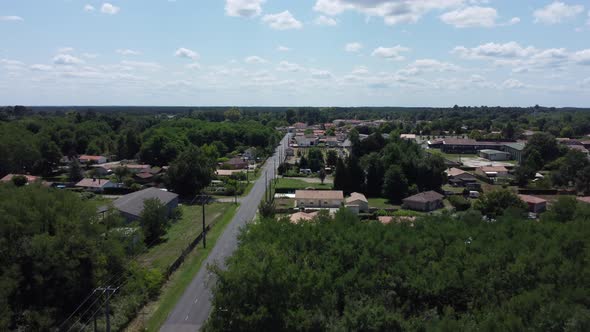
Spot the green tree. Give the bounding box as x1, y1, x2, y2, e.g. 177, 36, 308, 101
140, 198, 169, 246
166, 146, 214, 197
575, 165, 590, 195
542, 196, 577, 223
382, 165, 408, 203
11, 175, 28, 187
68, 159, 83, 182
224, 108, 242, 122
114, 166, 129, 183
326, 150, 338, 167
318, 168, 326, 184
473, 189, 527, 218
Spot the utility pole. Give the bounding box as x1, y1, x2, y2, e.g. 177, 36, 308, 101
96, 286, 118, 332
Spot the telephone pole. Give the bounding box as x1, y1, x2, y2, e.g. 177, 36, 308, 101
96, 286, 118, 332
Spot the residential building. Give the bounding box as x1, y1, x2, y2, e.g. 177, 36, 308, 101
479, 149, 512, 161
75, 178, 116, 193
518, 195, 547, 214
223, 157, 248, 170
78, 155, 107, 165
503, 142, 525, 164
1, 174, 40, 184
294, 136, 319, 147
441, 138, 505, 154
289, 211, 319, 224
345, 192, 369, 212
402, 191, 444, 212
447, 170, 478, 187
475, 166, 509, 180
113, 187, 179, 222
400, 134, 416, 141
295, 190, 344, 209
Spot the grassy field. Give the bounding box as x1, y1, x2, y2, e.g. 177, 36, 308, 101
138, 203, 229, 272
276, 178, 332, 190
129, 203, 239, 332
367, 198, 398, 209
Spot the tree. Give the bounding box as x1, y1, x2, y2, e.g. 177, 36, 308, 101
473, 189, 527, 218
382, 165, 408, 203
326, 150, 338, 167
524, 133, 560, 166
140, 198, 169, 245
307, 148, 325, 172
542, 196, 577, 223
362, 153, 385, 197
319, 168, 326, 184
68, 159, 83, 182
114, 166, 129, 183
333, 158, 348, 191
166, 146, 214, 197
11, 175, 28, 187
576, 165, 590, 195
346, 156, 365, 193
502, 122, 515, 140
224, 108, 242, 122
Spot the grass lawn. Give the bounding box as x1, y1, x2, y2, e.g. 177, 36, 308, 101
131, 203, 239, 331
442, 185, 466, 194
367, 198, 398, 209
276, 178, 332, 190
138, 203, 229, 272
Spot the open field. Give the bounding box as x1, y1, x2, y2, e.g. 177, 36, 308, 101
276, 178, 333, 190
138, 203, 229, 272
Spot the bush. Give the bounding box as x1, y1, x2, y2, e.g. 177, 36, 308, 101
449, 195, 471, 211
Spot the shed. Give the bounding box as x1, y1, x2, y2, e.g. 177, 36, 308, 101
402, 191, 444, 212
113, 187, 179, 222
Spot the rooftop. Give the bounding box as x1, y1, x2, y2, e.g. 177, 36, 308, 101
518, 194, 547, 204
346, 192, 368, 204
295, 190, 344, 200
76, 178, 113, 188
289, 211, 318, 224
403, 191, 444, 203
114, 188, 178, 218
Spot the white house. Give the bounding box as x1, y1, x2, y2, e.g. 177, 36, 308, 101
345, 192, 369, 212
295, 190, 344, 209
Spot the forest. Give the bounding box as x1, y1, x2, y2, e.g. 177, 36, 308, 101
205, 206, 590, 332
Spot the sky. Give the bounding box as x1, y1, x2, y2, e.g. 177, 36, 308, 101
0, 0, 589, 107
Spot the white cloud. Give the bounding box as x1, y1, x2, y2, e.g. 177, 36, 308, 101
101, 3, 120, 15
310, 69, 333, 79
277, 45, 291, 52
244, 56, 267, 64
84, 5, 95, 12
117, 49, 141, 56
502, 78, 525, 89
53, 54, 85, 65
572, 50, 590, 65
402, 59, 460, 74
225, 0, 265, 18
262, 11, 303, 30
345, 42, 363, 53
581, 77, 590, 88
440, 6, 518, 28
453, 42, 537, 59
371, 46, 410, 61
534, 2, 584, 24
30, 64, 53, 72
0, 16, 23, 22
315, 15, 338, 26
351, 65, 369, 75
175, 47, 199, 60
276, 61, 304, 72
313, 0, 465, 26
587, 10, 590, 25
82, 53, 99, 59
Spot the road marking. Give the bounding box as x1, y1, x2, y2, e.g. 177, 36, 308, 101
185, 315, 189, 321
194, 297, 199, 304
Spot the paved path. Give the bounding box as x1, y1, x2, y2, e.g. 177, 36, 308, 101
160, 134, 290, 332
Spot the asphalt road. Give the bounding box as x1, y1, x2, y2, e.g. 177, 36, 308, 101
160, 133, 290, 332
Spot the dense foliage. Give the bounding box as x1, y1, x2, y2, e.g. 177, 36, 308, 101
205, 208, 590, 331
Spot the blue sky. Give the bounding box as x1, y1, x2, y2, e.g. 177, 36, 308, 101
0, 0, 589, 106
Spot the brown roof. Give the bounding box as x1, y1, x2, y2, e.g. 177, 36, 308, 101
295, 190, 344, 200
518, 194, 547, 205
577, 197, 590, 204
403, 191, 444, 203
479, 166, 508, 173
446, 168, 465, 177
346, 192, 368, 204
289, 211, 319, 224
79, 155, 106, 161
76, 178, 113, 188
1, 174, 40, 183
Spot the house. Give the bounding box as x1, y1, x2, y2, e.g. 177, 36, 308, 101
402, 191, 444, 212
289, 211, 319, 224
325, 137, 339, 147
518, 195, 547, 214
215, 169, 245, 177
113, 187, 179, 222
75, 178, 116, 193
503, 142, 525, 164
476, 166, 509, 180
295, 136, 319, 147
441, 138, 505, 154
345, 192, 369, 212
295, 190, 344, 209
446, 167, 466, 178
124, 164, 152, 174
400, 134, 416, 141
285, 147, 295, 157
293, 122, 307, 130
243, 148, 257, 161
447, 168, 478, 187
223, 157, 249, 170
1, 174, 40, 183
567, 145, 590, 155
479, 149, 512, 161
78, 155, 107, 165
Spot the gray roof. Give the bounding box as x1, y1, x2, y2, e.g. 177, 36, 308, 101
403, 191, 444, 204
114, 188, 178, 218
